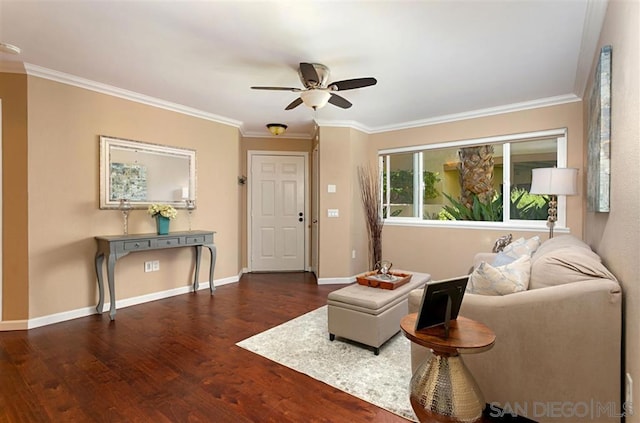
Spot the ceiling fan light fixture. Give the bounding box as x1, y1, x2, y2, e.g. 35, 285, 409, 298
266, 123, 288, 136
0, 42, 21, 55
300, 90, 331, 110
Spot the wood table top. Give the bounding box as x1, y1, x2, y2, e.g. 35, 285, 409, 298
400, 313, 495, 355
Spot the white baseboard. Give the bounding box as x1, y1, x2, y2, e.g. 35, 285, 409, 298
316, 276, 356, 285
215, 274, 240, 287
0, 276, 240, 331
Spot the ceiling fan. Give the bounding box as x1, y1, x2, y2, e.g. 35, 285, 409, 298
251, 62, 377, 110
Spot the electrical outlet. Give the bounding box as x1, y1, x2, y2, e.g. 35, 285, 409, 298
144, 261, 153, 272
626, 373, 633, 413
352, 250, 356, 259
152, 260, 160, 271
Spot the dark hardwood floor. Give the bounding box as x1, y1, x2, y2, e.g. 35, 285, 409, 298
0, 272, 406, 422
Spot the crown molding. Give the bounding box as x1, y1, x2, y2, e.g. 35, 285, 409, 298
316, 94, 580, 134
573, 0, 609, 97
22, 63, 242, 129
314, 119, 371, 134
5, 63, 581, 138
367, 94, 582, 133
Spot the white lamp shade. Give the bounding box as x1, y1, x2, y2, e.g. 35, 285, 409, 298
530, 168, 578, 195
300, 90, 331, 109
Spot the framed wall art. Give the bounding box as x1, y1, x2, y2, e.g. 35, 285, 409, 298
587, 45, 612, 212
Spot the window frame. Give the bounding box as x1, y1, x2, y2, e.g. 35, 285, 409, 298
379, 128, 570, 232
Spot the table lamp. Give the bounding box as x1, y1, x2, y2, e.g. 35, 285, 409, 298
530, 167, 578, 238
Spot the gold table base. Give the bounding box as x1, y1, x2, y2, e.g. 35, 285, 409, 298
410, 354, 484, 423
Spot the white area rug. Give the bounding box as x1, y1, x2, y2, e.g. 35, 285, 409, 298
236, 306, 417, 421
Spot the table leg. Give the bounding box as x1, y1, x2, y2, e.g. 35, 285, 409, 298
206, 244, 217, 295
95, 252, 105, 313
193, 245, 202, 292
106, 253, 117, 320
410, 353, 484, 423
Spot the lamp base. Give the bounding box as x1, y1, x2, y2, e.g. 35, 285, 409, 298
547, 195, 558, 238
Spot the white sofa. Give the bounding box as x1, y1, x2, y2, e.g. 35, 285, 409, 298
408, 235, 622, 423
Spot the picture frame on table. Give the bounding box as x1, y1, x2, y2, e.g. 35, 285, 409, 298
415, 276, 468, 338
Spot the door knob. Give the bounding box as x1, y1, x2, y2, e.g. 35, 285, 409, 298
299, 212, 303, 216
298, 217, 304, 222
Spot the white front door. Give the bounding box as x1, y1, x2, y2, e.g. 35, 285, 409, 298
250, 154, 306, 271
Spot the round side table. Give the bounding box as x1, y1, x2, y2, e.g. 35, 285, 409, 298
400, 314, 496, 423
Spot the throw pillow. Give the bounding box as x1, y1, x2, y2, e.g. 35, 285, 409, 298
467, 255, 531, 295
501, 236, 541, 260
491, 251, 517, 267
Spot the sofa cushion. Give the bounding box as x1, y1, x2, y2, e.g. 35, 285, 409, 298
529, 247, 618, 289
501, 236, 541, 260
530, 234, 591, 267
467, 255, 531, 295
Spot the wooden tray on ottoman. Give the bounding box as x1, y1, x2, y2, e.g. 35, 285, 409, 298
356, 271, 412, 290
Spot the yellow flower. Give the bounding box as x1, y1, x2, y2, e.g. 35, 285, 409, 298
147, 204, 178, 220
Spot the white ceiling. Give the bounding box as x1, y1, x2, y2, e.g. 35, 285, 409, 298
0, 0, 607, 138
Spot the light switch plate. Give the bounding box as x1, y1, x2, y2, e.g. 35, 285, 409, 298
327, 209, 339, 217
328, 184, 336, 193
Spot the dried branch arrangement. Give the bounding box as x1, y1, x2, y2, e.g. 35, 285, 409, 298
358, 164, 384, 270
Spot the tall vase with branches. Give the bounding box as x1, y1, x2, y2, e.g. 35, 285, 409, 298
358, 164, 384, 270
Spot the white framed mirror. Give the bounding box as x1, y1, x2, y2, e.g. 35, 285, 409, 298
99, 135, 196, 209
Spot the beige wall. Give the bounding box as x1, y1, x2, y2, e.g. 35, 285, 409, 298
583, 0, 640, 417
318, 126, 354, 278
3, 74, 241, 320
369, 102, 584, 280
348, 128, 373, 275
315, 125, 406, 279
0, 73, 29, 321
239, 136, 312, 269
318, 126, 380, 279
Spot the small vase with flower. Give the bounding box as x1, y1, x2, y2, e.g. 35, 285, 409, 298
147, 204, 178, 235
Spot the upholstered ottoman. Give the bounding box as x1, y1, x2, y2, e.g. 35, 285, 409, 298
327, 272, 431, 354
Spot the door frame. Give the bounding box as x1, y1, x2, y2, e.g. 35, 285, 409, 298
0, 100, 3, 320
311, 145, 319, 277
247, 150, 310, 272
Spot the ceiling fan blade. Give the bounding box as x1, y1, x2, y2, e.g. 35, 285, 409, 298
285, 97, 303, 110
329, 77, 377, 91
299, 62, 320, 86
328, 93, 352, 109
251, 86, 300, 91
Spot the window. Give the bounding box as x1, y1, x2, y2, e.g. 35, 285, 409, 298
380, 129, 568, 229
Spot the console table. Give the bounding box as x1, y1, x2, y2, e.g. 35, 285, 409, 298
94, 230, 216, 320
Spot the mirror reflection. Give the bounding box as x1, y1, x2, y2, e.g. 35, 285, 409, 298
100, 136, 196, 209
